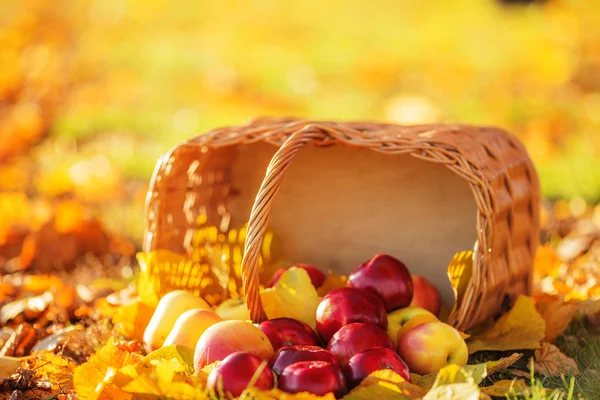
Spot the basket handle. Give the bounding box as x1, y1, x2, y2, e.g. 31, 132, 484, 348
241, 125, 330, 323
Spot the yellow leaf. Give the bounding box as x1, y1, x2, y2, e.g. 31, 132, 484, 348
534, 343, 580, 377
413, 364, 478, 393
480, 380, 528, 397
533, 244, 561, 276
73, 338, 141, 399
248, 387, 335, 399
317, 272, 347, 297
485, 353, 523, 375
344, 382, 412, 400
111, 299, 155, 343
423, 383, 481, 400
261, 267, 322, 329
143, 345, 195, 374
462, 364, 487, 385
535, 299, 578, 342
467, 296, 545, 354
447, 251, 473, 315
353, 369, 427, 398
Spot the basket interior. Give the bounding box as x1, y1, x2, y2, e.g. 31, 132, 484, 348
227, 142, 477, 308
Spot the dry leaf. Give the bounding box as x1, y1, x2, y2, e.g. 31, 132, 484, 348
416, 364, 482, 393
480, 380, 528, 397
535, 299, 578, 342
467, 296, 546, 354
317, 272, 347, 297
261, 267, 322, 329
485, 353, 523, 375
534, 343, 580, 377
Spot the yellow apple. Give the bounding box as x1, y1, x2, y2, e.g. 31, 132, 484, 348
143, 290, 211, 352
215, 297, 251, 321
163, 309, 223, 349
387, 307, 437, 346
396, 321, 468, 375
194, 320, 274, 372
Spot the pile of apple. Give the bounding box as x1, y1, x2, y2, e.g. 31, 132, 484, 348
142, 254, 468, 398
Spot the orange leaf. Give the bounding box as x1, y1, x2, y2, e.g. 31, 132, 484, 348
535, 299, 578, 342
533, 244, 561, 276
467, 296, 545, 354
317, 272, 347, 297
54, 200, 85, 234
534, 343, 580, 377
350, 369, 427, 399
111, 299, 155, 343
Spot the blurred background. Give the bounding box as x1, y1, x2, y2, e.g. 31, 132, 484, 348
1, 0, 599, 256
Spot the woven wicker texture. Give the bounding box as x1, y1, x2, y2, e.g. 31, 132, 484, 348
144, 117, 540, 330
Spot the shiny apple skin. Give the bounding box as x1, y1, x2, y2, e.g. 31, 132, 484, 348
269, 345, 339, 375
326, 322, 394, 368
278, 361, 347, 397
345, 347, 411, 388
207, 352, 275, 397
409, 275, 442, 316
259, 317, 321, 351
268, 264, 327, 288
347, 254, 413, 312
316, 287, 388, 343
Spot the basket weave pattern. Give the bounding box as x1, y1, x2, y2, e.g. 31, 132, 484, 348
145, 118, 540, 330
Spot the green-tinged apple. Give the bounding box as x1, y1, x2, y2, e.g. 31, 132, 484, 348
194, 320, 274, 371
396, 321, 468, 375
387, 307, 437, 346
143, 290, 211, 352
214, 297, 251, 321
409, 275, 442, 316
163, 309, 223, 349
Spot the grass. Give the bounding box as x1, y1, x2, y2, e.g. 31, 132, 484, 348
474, 314, 600, 399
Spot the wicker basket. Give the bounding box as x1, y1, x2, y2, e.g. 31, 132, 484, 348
143, 117, 540, 330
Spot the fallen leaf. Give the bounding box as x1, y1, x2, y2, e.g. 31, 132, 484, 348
110, 299, 155, 343
261, 267, 322, 329
248, 387, 335, 399
317, 272, 347, 297
533, 244, 562, 276
143, 345, 195, 374
423, 383, 481, 400
467, 296, 546, 354
73, 338, 141, 399
343, 382, 412, 400
416, 364, 481, 392
353, 369, 427, 398
0, 291, 54, 323
534, 343, 580, 377
485, 353, 523, 375
480, 380, 528, 397
535, 299, 578, 342
0, 355, 32, 376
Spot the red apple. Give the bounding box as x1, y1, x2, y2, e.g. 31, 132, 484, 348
269, 345, 339, 375
259, 318, 321, 351
269, 264, 326, 288
397, 321, 468, 375
347, 254, 413, 311
316, 287, 387, 343
409, 275, 442, 316
345, 347, 411, 388
279, 361, 347, 397
326, 322, 394, 367
207, 352, 275, 397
